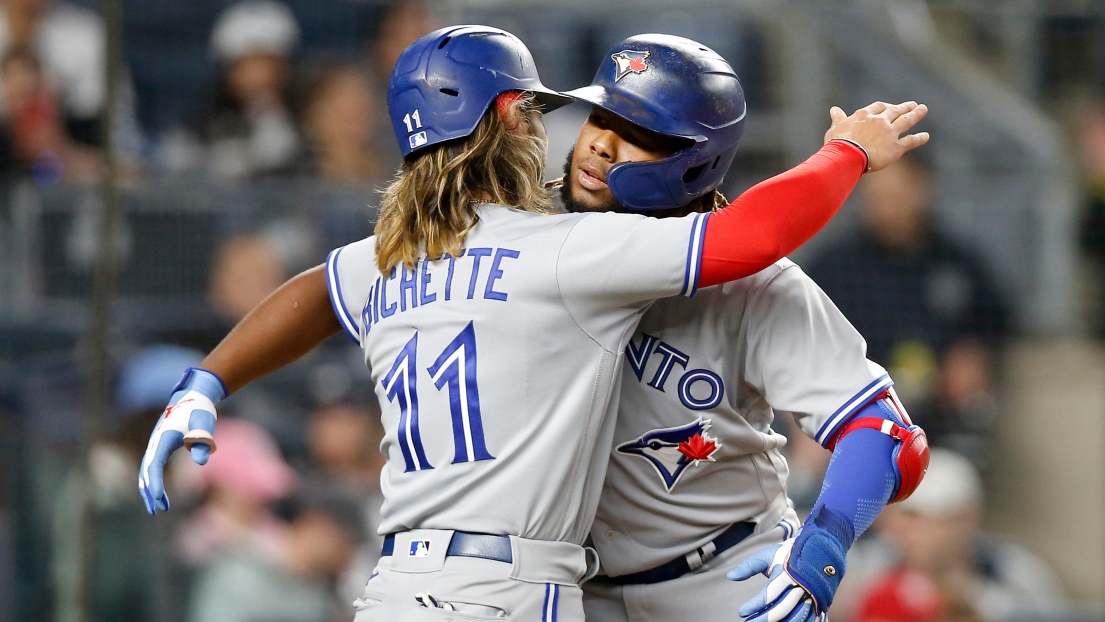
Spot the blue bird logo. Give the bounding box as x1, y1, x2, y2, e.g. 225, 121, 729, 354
617, 418, 721, 492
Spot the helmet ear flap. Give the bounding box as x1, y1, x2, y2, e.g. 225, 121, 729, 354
606, 151, 691, 211
495, 91, 526, 129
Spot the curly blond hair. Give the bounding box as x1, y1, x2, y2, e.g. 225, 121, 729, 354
374, 96, 550, 273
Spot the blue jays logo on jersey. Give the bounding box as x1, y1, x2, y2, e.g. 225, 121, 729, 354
611, 50, 650, 82
616, 418, 721, 492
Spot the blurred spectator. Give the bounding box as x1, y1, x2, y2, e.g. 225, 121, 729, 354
293, 59, 386, 184
52, 344, 204, 622
208, 232, 289, 328
1079, 99, 1105, 334
200, 0, 302, 179
175, 418, 295, 566
289, 58, 385, 249
306, 401, 384, 500
365, 0, 433, 169
187, 485, 364, 622
855, 566, 948, 622
298, 387, 386, 602
0, 45, 99, 184
0, 0, 106, 145
852, 449, 1065, 622
370, 0, 433, 85
805, 153, 1010, 467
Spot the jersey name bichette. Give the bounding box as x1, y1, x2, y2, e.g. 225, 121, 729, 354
592, 259, 893, 576
326, 203, 709, 545
355, 247, 521, 331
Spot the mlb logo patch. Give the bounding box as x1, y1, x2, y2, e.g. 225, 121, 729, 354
409, 131, 428, 150
611, 50, 650, 82
408, 540, 430, 557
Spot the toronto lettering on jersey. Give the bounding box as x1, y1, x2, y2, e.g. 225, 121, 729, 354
621, 333, 726, 491
624, 333, 725, 410
360, 247, 520, 334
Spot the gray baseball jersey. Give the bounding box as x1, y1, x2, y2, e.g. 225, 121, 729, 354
591, 258, 891, 577
326, 203, 710, 545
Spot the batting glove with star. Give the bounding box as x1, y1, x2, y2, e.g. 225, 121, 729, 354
727, 522, 847, 622
138, 367, 227, 515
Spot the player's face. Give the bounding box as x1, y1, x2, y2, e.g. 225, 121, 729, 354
563, 106, 685, 212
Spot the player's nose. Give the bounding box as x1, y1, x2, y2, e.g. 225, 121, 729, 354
588, 128, 617, 162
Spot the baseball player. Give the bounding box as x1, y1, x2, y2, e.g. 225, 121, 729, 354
550, 35, 931, 622
137, 26, 926, 621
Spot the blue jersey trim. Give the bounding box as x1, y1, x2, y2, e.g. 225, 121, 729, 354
814, 373, 894, 447
680, 212, 709, 297
325, 248, 361, 345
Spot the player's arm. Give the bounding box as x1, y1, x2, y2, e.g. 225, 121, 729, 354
202, 265, 341, 394
728, 265, 929, 622
698, 101, 929, 287
138, 266, 342, 515
730, 392, 928, 622
138, 239, 374, 515
557, 101, 930, 317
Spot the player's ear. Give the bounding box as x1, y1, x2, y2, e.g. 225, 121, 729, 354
496, 91, 526, 134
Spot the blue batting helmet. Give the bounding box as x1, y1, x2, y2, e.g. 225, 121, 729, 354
565, 34, 746, 211
387, 25, 573, 158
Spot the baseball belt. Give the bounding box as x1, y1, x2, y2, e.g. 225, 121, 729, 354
382, 531, 513, 564
591, 521, 757, 586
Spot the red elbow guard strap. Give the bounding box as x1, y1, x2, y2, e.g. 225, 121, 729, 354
833, 416, 930, 503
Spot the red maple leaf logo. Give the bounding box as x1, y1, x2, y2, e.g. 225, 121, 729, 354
629, 56, 647, 72
163, 398, 194, 419
678, 433, 717, 462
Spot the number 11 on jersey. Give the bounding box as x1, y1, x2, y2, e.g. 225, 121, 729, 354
383, 322, 495, 472
428, 322, 494, 464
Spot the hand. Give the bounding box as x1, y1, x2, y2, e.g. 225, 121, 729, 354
824, 101, 930, 172
138, 367, 226, 515
728, 525, 846, 622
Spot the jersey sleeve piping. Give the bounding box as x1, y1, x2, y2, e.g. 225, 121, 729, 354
680, 212, 711, 297
813, 373, 893, 447
324, 247, 361, 346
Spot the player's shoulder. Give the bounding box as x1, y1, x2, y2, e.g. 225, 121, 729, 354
704, 257, 805, 298
475, 202, 584, 226
471, 203, 589, 246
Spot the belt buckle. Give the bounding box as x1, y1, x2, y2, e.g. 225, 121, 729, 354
683, 541, 717, 572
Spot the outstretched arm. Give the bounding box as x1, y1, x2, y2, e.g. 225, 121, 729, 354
699, 101, 929, 288
202, 265, 342, 394
138, 265, 342, 515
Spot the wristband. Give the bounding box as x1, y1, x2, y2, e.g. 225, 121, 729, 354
830, 138, 872, 172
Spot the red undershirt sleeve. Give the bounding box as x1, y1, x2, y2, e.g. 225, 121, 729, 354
698, 140, 867, 288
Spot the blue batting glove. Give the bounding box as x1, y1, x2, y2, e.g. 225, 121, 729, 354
137, 367, 227, 515
728, 525, 845, 622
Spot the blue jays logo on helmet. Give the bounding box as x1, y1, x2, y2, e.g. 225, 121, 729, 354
616, 418, 721, 492
611, 50, 650, 82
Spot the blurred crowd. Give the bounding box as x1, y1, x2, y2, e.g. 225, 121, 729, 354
1, 1, 1104, 621
1, 1, 435, 621
0, 0, 431, 187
